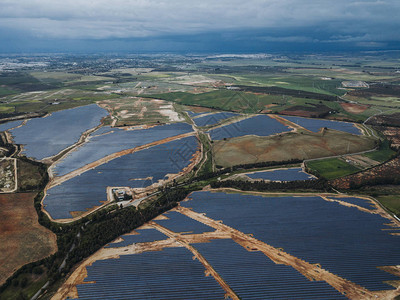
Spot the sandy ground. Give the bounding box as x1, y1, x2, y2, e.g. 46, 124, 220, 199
340, 103, 369, 114
158, 104, 184, 122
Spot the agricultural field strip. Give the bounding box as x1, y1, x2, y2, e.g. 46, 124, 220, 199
304, 146, 380, 164
47, 131, 196, 189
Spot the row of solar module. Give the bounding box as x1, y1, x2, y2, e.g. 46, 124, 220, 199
181, 192, 400, 291
193, 239, 348, 299
45, 136, 198, 219
75, 247, 226, 299
328, 196, 377, 210
192, 112, 238, 127
105, 211, 215, 248
75, 240, 347, 300
105, 228, 168, 247
186, 111, 362, 137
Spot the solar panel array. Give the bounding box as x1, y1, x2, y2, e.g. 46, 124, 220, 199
193, 112, 238, 127
186, 111, 205, 117
0, 119, 23, 132
183, 191, 400, 291
194, 239, 347, 299
329, 196, 377, 210
44, 136, 198, 219
10, 104, 108, 160
154, 210, 214, 235
280, 115, 361, 135
246, 167, 315, 181
208, 115, 292, 140
105, 228, 168, 248
52, 122, 193, 176
74, 247, 226, 299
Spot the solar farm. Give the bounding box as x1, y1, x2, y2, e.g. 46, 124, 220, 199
55, 191, 400, 300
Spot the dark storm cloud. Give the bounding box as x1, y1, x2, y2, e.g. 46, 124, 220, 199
0, 0, 399, 52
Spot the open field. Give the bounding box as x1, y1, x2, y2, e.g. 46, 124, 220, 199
0, 193, 57, 286
213, 130, 375, 167
306, 158, 362, 179
17, 159, 47, 192
306, 140, 396, 179
99, 97, 182, 126
331, 157, 400, 189
377, 195, 400, 217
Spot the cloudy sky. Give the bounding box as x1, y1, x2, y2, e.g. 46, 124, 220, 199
1, 0, 399, 53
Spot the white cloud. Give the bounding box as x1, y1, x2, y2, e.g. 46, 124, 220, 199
0, 0, 399, 40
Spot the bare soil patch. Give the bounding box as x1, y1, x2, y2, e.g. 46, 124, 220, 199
340, 103, 369, 114
0, 193, 57, 285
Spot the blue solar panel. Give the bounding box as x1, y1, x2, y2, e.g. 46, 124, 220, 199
74, 247, 226, 299
44, 136, 198, 219
155, 211, 214, 235
280, 115, 361, 135
194, 239, 347, 299
329, 196, 377, 210
246, 168, 315, 181
208, 115, 292, 140
183, 191, 400, 291
105, 229, 168, 248
193, 112, 238, 127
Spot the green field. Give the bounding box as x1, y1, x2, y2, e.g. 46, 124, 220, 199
377, 195, 400, 217
306, 158, 361, 179
216, 74, 345, 96
145, 89, 343, 116
362, 140, 396, 162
